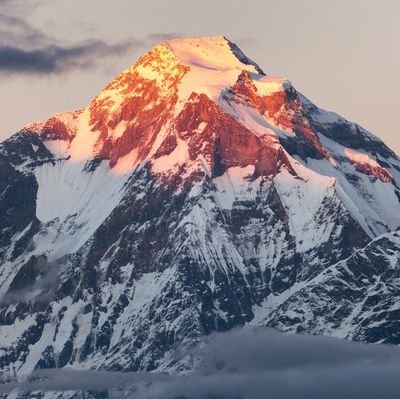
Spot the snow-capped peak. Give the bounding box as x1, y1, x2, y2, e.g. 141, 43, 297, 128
162, 36, 264, 75
3, 35, 400, 383
20, 36, 397, 186
32, 36, 273, 172
90, 36, 265, 121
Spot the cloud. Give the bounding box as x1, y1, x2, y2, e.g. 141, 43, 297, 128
0, 40, 134, 75
0, 256, 66, 305
0, 0, 50, 14
0, 1, 180, 76
2, 327, 400, 398
0, 11, 141, 77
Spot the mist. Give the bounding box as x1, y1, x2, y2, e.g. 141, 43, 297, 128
2, 327, 400, 398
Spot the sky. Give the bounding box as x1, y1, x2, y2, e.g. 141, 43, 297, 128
2, 327, 400, 398
1, 0, 399, 152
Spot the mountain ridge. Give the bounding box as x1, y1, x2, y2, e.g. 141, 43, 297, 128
1, 36, 400, 382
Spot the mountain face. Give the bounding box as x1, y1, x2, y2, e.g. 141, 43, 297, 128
1, 36, 400, 378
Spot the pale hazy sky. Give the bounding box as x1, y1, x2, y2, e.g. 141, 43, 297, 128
1, 0, 399, 152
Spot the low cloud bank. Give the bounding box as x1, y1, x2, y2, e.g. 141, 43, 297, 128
2, 327, 400, 398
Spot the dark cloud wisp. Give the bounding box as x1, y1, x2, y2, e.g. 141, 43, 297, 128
0, 6, 179, 76
0, 40, 133, 75
0, 8, 134, 76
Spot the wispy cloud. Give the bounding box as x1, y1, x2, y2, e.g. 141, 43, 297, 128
2, 327, 400, 398
0, 40, 135, 75
0, 1, 179, 76
0, 256, 65, 305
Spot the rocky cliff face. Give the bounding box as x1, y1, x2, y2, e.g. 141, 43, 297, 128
265, 231, 400, 344
1, 36, 400, 380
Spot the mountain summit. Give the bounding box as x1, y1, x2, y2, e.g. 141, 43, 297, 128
1, 36, 400, 377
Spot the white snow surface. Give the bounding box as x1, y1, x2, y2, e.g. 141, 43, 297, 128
213, 166, 259, 210
34, 160, 130, 260
273, 165, 337, 253
253, 75, 291, 97
152, 137, 189, 174
344, 147, 383, 169
163, 36, 263, 110
308, 135, 400, 235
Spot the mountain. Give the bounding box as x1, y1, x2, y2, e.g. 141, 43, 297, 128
265, 230, 400, 343
1, 36, 400, 379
